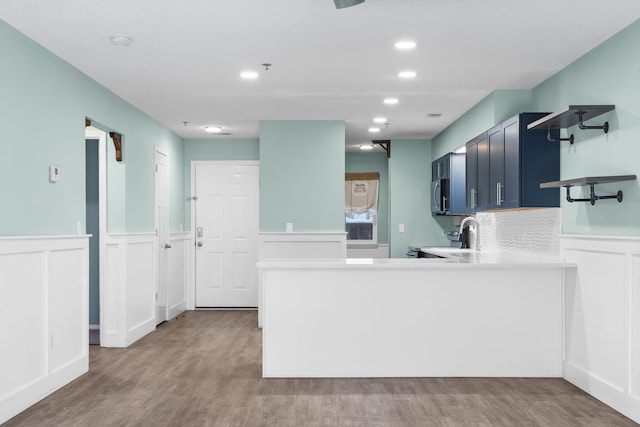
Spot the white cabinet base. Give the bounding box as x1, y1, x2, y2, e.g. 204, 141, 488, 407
262, 264, 564, 378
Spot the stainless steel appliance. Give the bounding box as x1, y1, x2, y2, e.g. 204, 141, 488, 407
406, 228, 462, 257
431, 152, 466, 215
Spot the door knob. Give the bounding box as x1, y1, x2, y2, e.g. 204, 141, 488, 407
164, 243, 172, 249
197, 241, 203, 247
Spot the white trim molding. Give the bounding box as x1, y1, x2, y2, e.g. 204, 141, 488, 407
0, 235, 89, 425
561, 234, 640, 424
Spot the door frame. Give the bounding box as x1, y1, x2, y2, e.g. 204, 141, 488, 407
85, 127, 107, 344
154, 147, 169, 323
188, 160, 260, 310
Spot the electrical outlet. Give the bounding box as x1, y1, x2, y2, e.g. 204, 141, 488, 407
49, 165, 60, 182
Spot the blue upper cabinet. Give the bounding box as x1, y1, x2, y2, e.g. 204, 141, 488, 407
466, 113, 560, 212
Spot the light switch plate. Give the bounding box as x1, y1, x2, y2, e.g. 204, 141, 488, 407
49, 165, 60, 182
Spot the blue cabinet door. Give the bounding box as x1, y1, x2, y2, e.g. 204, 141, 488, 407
476, 132, 491, 211
502, 116, 521, 209
519, 113, 560, 207
465, 139, 477, 212
488, 124, 504, 210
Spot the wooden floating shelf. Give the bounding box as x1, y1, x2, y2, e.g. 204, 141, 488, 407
540, 175, 636, 205
527, 105, 615, 144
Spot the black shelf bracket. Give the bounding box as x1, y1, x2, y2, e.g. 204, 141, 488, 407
546, 127, 574, 144
372, 139, 391, 158
576, 110, 609, 134
564, 184, 623, 205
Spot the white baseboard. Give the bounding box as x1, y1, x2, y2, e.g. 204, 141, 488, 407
564, 361, 640, 423
0, 340, 87, 425
101, 332, 127, 348
168, 302, 187, 320
127, 318, 156, 346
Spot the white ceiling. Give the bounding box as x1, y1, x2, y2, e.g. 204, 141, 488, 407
2, 1, 640, 151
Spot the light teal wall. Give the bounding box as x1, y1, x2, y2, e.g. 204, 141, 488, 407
345, 152, 389, 244
0, 20, 185, 235
531, 19, 640, 235
105, 130, 127, 232
183, 138, 260, 230
388, 139, 449, 257
259, 121, 345, 232
493, 90, 533, 130
185, 138, 259, 162
431, 19, 640, 237
432, 89, 532, 159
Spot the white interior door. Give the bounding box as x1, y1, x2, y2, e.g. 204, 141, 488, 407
154, 149, 169, 324
194, 162, 259, 307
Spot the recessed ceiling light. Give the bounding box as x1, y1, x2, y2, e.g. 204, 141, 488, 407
398, 70, 417, 78
373, 117, 387, 123
384, 98, 399, 105
204, 126, 222, 134
394, 41, 416, 50
240, 71, 259, 80
110, 36, 132, 47
368, 127, 381, 133
360, 144, 374, 150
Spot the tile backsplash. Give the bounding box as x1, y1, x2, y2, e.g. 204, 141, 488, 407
476, 208, 561, 254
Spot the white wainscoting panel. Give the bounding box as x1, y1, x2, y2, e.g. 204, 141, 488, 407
48, 248, 87, 373
257, 232, 347, 327
104, 233, 156, 347
561, 235, 640, 424
259, 232, 347, 260
632, 254, 640, 404
346, 243, 389, 258
168, 233, 188, 319
0, 236, 89, 425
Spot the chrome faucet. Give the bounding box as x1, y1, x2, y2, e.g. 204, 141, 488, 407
459, 216, 480, 251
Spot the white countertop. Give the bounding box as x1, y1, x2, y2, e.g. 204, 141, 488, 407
257, 249, 575, 269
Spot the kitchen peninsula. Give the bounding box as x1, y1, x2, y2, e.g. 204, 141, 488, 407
259, 251, 575, 378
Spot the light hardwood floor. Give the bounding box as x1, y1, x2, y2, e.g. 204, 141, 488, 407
5, 311, 638, 426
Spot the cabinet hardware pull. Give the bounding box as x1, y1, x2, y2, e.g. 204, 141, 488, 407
496, 182, 504, 205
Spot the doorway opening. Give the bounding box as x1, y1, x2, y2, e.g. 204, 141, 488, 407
85, 125, 107, 346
